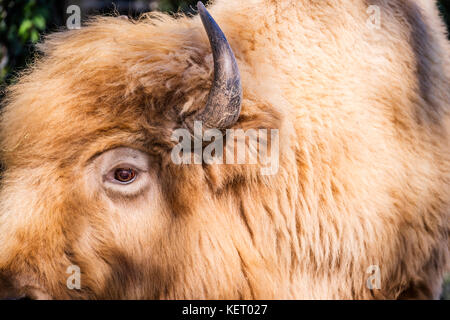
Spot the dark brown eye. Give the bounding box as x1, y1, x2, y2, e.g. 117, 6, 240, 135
114, 168, 137, 184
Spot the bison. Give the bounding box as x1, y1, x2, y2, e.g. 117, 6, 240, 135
0, 0, 449, 299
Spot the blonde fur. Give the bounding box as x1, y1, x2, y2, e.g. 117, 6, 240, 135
0, 0, 449, 299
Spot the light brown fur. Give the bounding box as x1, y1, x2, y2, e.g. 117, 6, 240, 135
0, 0, 449, 299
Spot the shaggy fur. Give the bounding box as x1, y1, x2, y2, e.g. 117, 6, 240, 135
0, 0, 449, 299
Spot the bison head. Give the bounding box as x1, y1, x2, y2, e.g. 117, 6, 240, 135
0, 2, 294, 299
0, 0, 449, 300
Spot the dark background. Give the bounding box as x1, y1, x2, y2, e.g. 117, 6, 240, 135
0, 0, 449, 299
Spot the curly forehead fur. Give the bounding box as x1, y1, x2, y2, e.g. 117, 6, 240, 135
0, 0, 449, 299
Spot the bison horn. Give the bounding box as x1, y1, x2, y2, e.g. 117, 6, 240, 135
188, 2, 242, 130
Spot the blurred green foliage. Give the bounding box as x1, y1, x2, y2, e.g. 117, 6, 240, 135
0, 0, 60, 84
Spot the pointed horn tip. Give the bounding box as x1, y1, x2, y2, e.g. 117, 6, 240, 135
197, 2, 210, 23
197, 2, 206, 12
191, 0, 242, 130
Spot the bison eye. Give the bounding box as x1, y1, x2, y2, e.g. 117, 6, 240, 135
94, 148, 151, 195
114, 168, 137, 184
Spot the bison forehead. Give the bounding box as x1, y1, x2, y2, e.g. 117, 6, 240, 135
0, 17, 221, 167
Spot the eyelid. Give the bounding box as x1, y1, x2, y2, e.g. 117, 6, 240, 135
111, 160, 147, 171
103, 161, 147, 176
